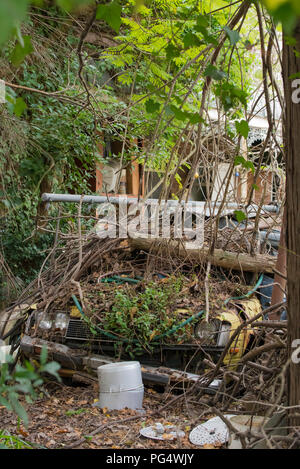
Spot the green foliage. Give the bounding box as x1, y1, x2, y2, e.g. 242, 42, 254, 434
5, 87, 27, 118
0, 347, 61, 427
65, 408, 88, 416
214, 81, 248, 112
0, 0, 28, 47
103, 276, 194, 356
262, 0, 300, 34
224, 26, 241, 46
10, 35, 33, 67
234, 155, 255, 173
0, 0, 95, 47
1, 41, 98, 286
204, 64, 227, 81
0, 430, 33, 449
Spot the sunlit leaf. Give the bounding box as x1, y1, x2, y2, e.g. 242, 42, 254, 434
234, 210, 247, 223
235, 120, 250, 138
224, 26, 241, 45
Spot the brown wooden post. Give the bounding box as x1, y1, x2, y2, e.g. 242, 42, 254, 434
126, 138, 140, 196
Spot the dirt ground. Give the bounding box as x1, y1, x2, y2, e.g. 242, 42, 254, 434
0, 380, 212, 449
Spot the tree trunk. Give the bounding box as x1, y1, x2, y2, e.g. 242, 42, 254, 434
283, 21, 300, 426
129, 238, 277, 273
269, 206, 286, 320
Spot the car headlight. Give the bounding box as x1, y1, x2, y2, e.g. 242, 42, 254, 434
194, 319, 221, 343
36, 311, 69, 333
54, 313, 69, 331
37, 312, 52, 331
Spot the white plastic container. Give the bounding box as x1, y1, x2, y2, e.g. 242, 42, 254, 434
97, 361, 144, 410
0, 345, 17, 365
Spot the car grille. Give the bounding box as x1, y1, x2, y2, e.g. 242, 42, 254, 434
65, 319, 101, 342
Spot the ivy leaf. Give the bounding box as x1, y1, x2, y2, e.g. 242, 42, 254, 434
145, 99, 160, 113
235, 120, 250, 138
215, 82, 248, 111
204, 64, 227, 81
165, 43, 180, 60
182, 31, 201, 49
96, 0, 122, 33
187, 112, 204, 124
10, 35, 33, 67
196, 14, 209, 30
13, 97, 27, 117
167, 104, 188, 121
224, 26, 241, 46
234, 210, 247, 223
234, 155, 255, 174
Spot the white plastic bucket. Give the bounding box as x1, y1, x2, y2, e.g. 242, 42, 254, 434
97, 361, 144, 410
0, 345, 17, 365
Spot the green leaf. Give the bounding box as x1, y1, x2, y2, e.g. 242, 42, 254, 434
196, 15, 209, 30
0, 396, 12, 411
234, 210, 247, 223
41, 361, 61, 380
234, 156, 255, 174
235, 120, 250, 138
224, 26, 241, 46
215, 82, 248, 111
56, 0, 93, 11
182, 31, 201, 49
165, 43, 180, 60
187, 113, 203, 124
9, 395, 28, 427
265, 3, 298, 35
167, 104, 188, 121
0, 0, 29, 46
13, 97, 27, 117
96, 0, 122, 33
289, 72, 300, 80
145, 99, 160, 113
204, 64, 227, 81
10, 35, 33, 67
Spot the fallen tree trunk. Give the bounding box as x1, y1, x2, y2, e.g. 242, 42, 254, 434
129, 238, 277, 273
